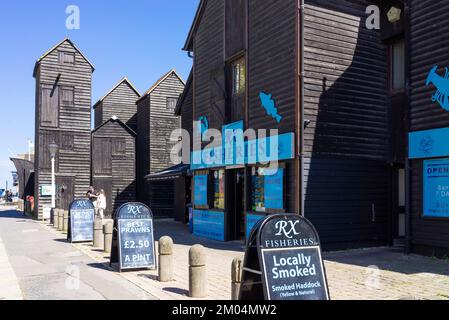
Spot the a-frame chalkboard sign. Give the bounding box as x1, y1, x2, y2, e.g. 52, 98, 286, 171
110, 202, 157, 272
67, 199, 95, 243
239, 214, 330, 300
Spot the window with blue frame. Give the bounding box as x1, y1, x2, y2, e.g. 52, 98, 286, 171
194, 172, 209, 209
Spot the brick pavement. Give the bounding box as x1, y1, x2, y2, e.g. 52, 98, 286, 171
41, 219, 449, 300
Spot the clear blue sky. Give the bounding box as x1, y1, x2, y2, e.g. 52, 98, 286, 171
0, 0, 198, 190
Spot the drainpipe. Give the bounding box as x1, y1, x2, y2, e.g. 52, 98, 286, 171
299, 0, 305, 216
404, 2, 412, 254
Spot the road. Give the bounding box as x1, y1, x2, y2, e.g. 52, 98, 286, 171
0, 206, 156, 300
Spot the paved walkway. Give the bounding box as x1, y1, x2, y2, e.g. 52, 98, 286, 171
3, 206, 449, 300
72, 219, 449, 300
0, 206, 155, 300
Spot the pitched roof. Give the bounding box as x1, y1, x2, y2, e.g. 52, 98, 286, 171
183, 0, 208, 51
92, 116, 137, 137
136, 69, 185, 104
33, 38, 95, 77
175, 70, 193, 116
93, 77, 141, 109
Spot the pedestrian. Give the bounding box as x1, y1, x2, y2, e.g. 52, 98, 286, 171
86, 186, 98, 207
96, 189, 107, 220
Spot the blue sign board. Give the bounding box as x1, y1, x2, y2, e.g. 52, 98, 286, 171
264, 168, 284, 210
246, 214, 265, 240
191, 132, 295, 170
423, 159, 449, 218
193, 210, 225, 241
69, 200, 95, 243
409, 127, 449, 159
194, 175, 208, 207
223, 121, 245, 166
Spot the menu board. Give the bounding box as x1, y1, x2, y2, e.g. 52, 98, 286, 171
68, 200, 95, 243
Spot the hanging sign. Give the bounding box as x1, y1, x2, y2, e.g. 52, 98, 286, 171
239, 214, 330, 300
68, 199, 95, 243
110, 202, 156, 272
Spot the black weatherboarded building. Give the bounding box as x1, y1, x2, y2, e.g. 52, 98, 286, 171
136, 69, 185, 217
33, 38, 94, 218
181, 0, 408, 249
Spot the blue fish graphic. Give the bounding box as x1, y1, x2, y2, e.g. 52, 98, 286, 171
259, 92, 282, 123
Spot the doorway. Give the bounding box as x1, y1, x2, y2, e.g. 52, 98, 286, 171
227, 169, 245, 241
391, 167, 406, 243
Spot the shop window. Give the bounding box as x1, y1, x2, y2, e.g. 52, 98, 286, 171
212, 170, 225, 210
390, 38, 405, 92
251, 167, 285, 213
194, 172, 209, 209
232, 57, 246, 95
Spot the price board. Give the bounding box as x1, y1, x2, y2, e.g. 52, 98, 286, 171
110, 202, 156, 272
68, 199, 95, 243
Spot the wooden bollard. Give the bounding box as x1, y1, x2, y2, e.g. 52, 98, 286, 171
103, 222, 113, 253
57, 210, 64, 232
231, 257, 243, 300
189, 245, 207, 298
53, 209, 60, 229
63, 210, 69, 234
93, 219, 104, 249
158, 236, 174, 282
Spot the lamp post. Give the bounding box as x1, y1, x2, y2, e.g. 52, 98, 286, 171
48, 142, 58, 212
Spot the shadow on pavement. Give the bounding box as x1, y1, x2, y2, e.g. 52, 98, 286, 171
324, 247, 449, 277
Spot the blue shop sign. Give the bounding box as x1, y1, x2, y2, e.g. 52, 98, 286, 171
409, 127, 449, 159
194, 175, 208, 207
423, 159, 449, 218
193, 210, 225, 241
191, 132, 295, 170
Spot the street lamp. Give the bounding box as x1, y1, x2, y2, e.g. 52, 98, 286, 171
48, 142, 58, 211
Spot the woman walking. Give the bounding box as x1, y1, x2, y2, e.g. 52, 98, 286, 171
96, 189, 107, 220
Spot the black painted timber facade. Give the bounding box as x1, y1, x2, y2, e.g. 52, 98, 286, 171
33, 38, 94, 218
406, 0, 449, 257
183, 0, 399, 248
91, 117, 137, 217
136, 69, 185, 217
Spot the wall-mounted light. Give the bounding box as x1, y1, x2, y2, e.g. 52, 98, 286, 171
387, 6, 402, 23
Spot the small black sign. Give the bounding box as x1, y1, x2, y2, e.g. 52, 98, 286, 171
68, 200, 95, 243
110, 202, 156, 272
257, 214, 329, 300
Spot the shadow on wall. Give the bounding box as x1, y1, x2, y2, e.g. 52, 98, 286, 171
304, 0, 389, 251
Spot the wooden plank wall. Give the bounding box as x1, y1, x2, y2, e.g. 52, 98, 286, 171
136, 96, 151, 201
148, 73, 185, 174
95, 81, 139, 131
303, 0, 390, 249
92, 121, 136, 217
409, 0, 449, 256
34, 40, 93, 218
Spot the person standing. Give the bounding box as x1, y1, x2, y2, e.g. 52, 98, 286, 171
96, 189, 107, 220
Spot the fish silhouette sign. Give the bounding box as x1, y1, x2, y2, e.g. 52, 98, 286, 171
426, 66, 449, 111
259, 92, 282, 123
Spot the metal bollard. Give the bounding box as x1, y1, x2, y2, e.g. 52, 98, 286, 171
158, 236, 174, 282
231, 257, 243, 300
103, 222, 113, 254
93, 219, 104, 249
63, 210, 69, 234
53, 209, 60, 229
189, 245, 207, 298
58, 210, 64, 232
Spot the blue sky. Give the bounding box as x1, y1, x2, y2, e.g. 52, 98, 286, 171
0, 0, 198, 190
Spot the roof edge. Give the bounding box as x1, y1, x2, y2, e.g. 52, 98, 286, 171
93, 77, 141, 109
92, 116, 137, 136
136, 69, 185, 104
182, 0, 207, 51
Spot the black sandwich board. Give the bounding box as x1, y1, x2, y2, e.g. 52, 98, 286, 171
67, 199, 95, 243
110, 202, 156, 272
239, 214, 330, 301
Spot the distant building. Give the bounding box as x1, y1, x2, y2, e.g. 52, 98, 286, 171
33, 38, 94, 218
136, 69, 185, 217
